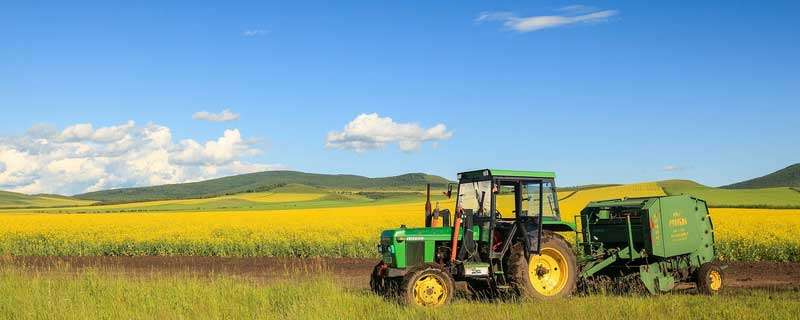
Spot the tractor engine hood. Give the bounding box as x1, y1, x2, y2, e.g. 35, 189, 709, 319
378, 226, 481, 268
381, 226, 461, 242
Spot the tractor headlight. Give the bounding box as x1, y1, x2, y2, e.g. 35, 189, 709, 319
378, 243, 395, 254
378, 244, 395, 254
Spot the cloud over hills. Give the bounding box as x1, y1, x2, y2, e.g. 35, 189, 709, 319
0, 121, 281, 195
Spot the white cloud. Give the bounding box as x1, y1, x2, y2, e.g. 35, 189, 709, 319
0, 121, 283, 195
192, 109, 240, 122
173, 129, 260, 165
242, 29, 269, 37
476, 6, 618, 33
325, 113, 453, 153
59, 120, 137, 143
663, 165, 684, 172
557, 5, 596, 14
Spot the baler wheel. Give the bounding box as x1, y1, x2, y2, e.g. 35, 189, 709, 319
696, 263, 724, 295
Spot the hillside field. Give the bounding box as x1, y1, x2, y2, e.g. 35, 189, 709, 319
74, 171, 451, 203
0, 191, 96, 209
659, 180, 800, 208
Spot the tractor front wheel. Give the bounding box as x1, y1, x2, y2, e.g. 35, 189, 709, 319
508, 233, 577, 300
399, 264, 454, 307
696, 263, 724, 295
370, 261, 390, 296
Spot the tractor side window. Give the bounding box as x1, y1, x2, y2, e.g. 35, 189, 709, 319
523, 181, 560, 219
542, 181, 559, 218
523, 183, 539, 218
457, 180, 492, 216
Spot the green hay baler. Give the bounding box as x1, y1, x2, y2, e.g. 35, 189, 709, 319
577, 195, 722, 294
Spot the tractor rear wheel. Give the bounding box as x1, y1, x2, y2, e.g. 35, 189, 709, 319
507, 233, 577, 300
696, 263, 724, 295
399, 264, 454, 307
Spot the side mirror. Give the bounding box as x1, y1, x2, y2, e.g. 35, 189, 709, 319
445, 184, 453, 199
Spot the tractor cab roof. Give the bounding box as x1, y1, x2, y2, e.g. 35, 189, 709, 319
457, 169, 556, 181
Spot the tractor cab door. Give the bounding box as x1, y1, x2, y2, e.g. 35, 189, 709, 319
519, 179, 560, 253
490, 179, 560, 255
455, 179, 493, 261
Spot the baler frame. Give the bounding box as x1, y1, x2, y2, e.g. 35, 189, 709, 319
574, 196, 723, 294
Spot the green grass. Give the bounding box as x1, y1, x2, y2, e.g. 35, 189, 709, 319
658, 180, 800, 208
269, 183, 330, 193
0, 266, 798, 320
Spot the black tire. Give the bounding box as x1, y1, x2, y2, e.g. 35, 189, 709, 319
507, 233, 577, 300
370, 261, 388, 295
398, 264, 454, 307
696, 263, 724, 295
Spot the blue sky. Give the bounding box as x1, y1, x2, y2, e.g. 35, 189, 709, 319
1, 1, 798, 194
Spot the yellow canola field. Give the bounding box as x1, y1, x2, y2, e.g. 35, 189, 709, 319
0, 200, 438, 257
0, 201, 425, 242
0, 183, 797, 261
558, 182, 666, 216
707, 208, 800, 261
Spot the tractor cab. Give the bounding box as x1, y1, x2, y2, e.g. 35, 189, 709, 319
372, 169, 578, 307
452, 169, 574, 263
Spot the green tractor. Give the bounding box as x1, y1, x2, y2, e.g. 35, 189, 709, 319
371, 169, 724, 307
371, 169, 578, 306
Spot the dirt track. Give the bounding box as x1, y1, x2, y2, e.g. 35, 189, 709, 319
3, 256, 799, 291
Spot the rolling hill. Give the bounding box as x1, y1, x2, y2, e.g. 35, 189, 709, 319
658, 179, 800, 208
723, 163, 800, 189
0, 191, 96, 209
74, 171, 451, 203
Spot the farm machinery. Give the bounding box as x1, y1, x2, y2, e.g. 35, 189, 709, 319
370, 169, 724, 307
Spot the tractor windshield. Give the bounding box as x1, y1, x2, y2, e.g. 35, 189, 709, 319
457, 180, 492, 216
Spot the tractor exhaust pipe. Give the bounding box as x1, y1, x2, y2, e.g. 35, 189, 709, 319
424, 184, 432, 227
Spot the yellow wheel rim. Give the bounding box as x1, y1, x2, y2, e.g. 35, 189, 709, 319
529, 248, 569, 296
413, 275, 447, 307
709, 270, 722, 291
